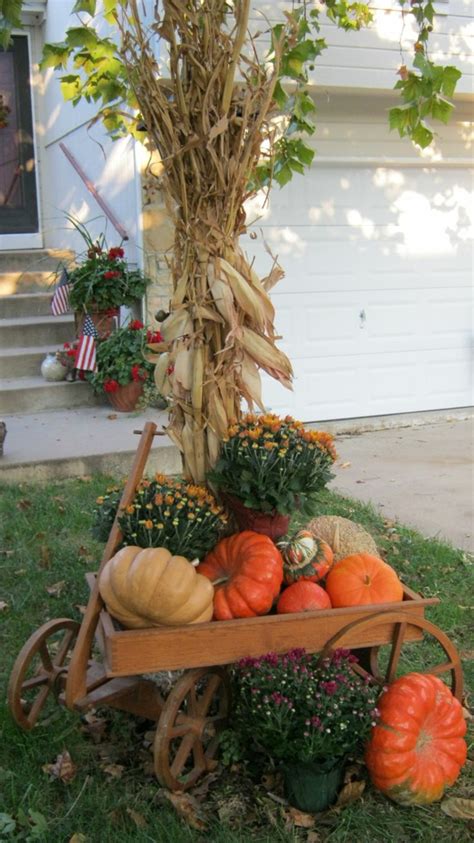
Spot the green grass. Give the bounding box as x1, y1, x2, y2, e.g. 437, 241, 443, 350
0, 478, 473, 842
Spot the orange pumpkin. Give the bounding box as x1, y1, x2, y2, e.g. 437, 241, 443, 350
276, 581, 332, 614
365, 673, 467, 805
278, 530, 334, 584
197, 531, 283, 620
325, 553, 403, 607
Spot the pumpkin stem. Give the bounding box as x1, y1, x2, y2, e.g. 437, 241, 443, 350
363, 574, 372, 585
211, 576, 229, 587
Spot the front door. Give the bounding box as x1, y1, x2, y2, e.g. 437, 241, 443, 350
0, 35, 39, 236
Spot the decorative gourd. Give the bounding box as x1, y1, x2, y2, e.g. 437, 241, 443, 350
277, 581, 332, 614
99, 546, 214, 628
197, 531, 283, 620
365, 673, 467, 805
308, 515, 378, 563
278, 529, 334, 584
325, 553, 403, 607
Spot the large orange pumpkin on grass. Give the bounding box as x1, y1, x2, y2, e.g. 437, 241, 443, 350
365, 673, 467, 805
325, 553, 403, 607
197, 531, 283, 620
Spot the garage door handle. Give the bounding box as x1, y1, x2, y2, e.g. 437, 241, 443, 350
359, 309, 366, 328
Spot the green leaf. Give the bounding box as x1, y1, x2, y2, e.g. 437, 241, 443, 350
60, 74, 82, 101
441, 66, 462, 97
295, 141, 314, 166
431, 96, 453, 124
274, 163, 293, 187
40, 42, 71, 70
103, 0, 119, 22
272, 81, 288, 109
66, 26, 101, 50
412, 122, 433, 149
72, 0, 97, 14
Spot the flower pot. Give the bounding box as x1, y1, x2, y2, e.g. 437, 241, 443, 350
106, 381, 143, 412
75, 306, 119, 339
221, 492, 290, 540
282, 756, 346, 813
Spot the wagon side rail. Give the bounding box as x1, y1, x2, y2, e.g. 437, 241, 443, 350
65, 421, 159, 708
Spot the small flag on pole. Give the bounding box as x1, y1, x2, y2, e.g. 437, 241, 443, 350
75, 315, 98, 372
50, 268, 71, 316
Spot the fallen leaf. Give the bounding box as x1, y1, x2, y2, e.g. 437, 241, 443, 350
0, 601, 8, 611
441, 797, 474, 820
42, 751, 77, 784
46, 580, 66, 598
287, 807, 316, 828
39, 545, 52, 569
17, 499, 32, 510
69, 835, 87, 843
0, 549, 13, 557
460, 651, 474, 661
81, 712, 107, 744
102, 763, 125, 779
163, 791, 207, 830
307, 832, 321, 843
35, 531, 46, 539
339, 461, 351, 469
335, 780, 365, 807
107, 414, 118, 420
126, 808, 147, 828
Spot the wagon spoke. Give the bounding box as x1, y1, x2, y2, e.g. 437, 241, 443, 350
385, 622, 407, 685
426, 661, 456, 677
186, 686, 198, 717
22, 675, 49, 692
54, 629, 77, 665
351, 662, 378, 684
168, 722, 192, 739
192, 739, 206, 773
26, 686, 50, 725
39, 642, 53, 673
197, 674, 221, 715
170, 734, 196, 778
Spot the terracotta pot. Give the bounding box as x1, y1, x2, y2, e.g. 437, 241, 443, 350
221, 492, 290, 540
106, 381, 143, 412
75, 307, 119, 339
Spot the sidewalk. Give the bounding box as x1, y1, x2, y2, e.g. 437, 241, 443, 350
331, 418, 474, 552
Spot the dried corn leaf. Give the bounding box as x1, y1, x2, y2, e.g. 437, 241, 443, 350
161, 309, 193, 341
241, 326, 292, 380
191, 346, 204, 413
219, 258, 265, 328
154, 353, 170, 391
209, 276, 237, 327
240, 354, 264, 409
174, 344, 194, 391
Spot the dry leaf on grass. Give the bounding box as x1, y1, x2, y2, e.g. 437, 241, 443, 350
107, 414, 118, 420
17, 499, 32, 510
42, 750, 77, 784
101, 763, 125, 779
81, 712, 108, 744
335, 780, 366, 807
126, 808, 147, 828
440, 797, 474, 820
39, 545, 51, 569
162, 791, 208, 830
46, 580, 66, 598
287, 807, 316, 828
306, 832, 321, 843
69, 835, 87, 843
0, 600, 9, 611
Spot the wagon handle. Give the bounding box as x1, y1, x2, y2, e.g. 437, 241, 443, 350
65, 421, 158, 708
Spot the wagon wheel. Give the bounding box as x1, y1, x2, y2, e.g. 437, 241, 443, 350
320, 612, 463, 702
8, 619, 80, 730
154, 667, 231, 791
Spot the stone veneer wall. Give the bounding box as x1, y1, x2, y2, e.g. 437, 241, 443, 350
140, 154, 174, 327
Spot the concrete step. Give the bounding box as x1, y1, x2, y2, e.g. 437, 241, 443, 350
0, 376, 104, 414
0, 406, 181, 482
0, 345, 59, 378
0, 315, 75, 348
0, 292, 53, 318
0, 270, 58, 295
0, 249, 75, 272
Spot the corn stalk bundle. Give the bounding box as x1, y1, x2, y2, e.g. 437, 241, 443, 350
119, 0, 293, 481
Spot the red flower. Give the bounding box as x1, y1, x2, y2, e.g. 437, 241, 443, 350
146, 329, 163, 343
166, 363, 175, 376
131, 365, 147, 382
66, 349, 77, 358
129, 320, 144, 330
104, 379, 119, 393
63, 342, 70, 349
108, 247, 125, 260
103, 270, 121, 279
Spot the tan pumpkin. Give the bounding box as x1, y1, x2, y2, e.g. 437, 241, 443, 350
308, 515, 378, 563
99, 545, 214, 628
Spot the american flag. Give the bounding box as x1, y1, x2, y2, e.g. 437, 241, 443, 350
75, 315, 98, 372
50, 268, 71, 316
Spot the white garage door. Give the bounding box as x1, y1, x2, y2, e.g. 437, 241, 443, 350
243, 94, 473, 422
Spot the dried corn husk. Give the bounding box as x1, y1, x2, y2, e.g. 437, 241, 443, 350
239, 353, 264, 409
174, 344, 193, 391
219, 258, 265, 328
160, 309, 193, 341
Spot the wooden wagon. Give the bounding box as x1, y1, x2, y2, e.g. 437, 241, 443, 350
8, 422, 464, 791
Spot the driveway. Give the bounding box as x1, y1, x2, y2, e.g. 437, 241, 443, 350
330, 418, 474, 552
